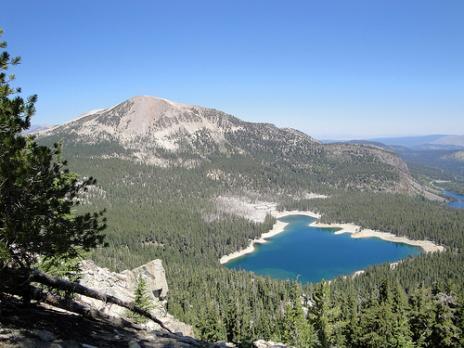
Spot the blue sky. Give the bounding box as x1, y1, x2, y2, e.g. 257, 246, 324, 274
2, 0, 463, 139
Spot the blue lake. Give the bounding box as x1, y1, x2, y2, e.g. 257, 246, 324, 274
444, 190, 464, 209
225, 215, 421, 283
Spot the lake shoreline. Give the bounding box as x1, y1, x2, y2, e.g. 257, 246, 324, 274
219, 220, 289, 264
219, 211, 320, 265
310, 221, 445, 253
219, 210, 445, 265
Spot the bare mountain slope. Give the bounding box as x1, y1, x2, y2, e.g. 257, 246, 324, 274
38, 96, 426, 195
39, 96, 318, 163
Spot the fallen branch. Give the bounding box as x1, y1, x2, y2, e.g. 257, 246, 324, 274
29, 268, 172, 333
27, 285, 142, 329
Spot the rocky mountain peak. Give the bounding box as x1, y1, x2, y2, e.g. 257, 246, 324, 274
125, 95, 193, 121
39, 96, 320, 164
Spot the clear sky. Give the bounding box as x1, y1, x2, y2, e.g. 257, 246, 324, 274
2, 0, 463, 139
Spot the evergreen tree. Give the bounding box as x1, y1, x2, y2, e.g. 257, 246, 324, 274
0, 29, 106, 295
309, 281, 345, 347
357, 297, 388, 348
128, 276, 154, 324
282, 284, 317, 348
409, 285, 434, 347
224, 297, 241, 343
357, 279, 416, 347
457, 294, 464, 347
391, 281, 414, 348
197, 301, 226, 342
340, 285, 360, 347
430, 295, 461, 348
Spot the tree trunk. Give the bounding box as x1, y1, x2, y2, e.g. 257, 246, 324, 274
27, 285, 142, 329
29, 268, 172, 333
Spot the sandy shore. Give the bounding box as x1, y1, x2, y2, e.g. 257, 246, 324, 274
214, 193, 327, 224
215, 196, 278, 223
272, 210, 321, 219
219, 210, 321, 264
310, 221, 445, 253
219, 219, 290, 264
220, 209, 445, 265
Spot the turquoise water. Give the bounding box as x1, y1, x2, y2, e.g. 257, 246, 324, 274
443, 190, 464, 209
225, 215, 421, 283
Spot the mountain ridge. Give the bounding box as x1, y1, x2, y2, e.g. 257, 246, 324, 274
38, 95, 430, 195
37, 95, 320, 168
368, 134, 464, 150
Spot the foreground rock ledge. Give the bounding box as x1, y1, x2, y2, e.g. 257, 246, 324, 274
78, 259, 193, 336
1, 258, 289, 347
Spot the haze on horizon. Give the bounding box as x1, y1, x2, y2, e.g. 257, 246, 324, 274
1, 0, 463, 139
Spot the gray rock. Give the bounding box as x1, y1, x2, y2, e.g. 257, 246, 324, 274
78, 259, 193, 336
254, 339, 289, 348
128, 339, 141, 348
34, 329, 55, 342
49, 343, 63, 348
57, 341, 80, 348
131, 259, 169, 300
213, 341, 237, 347
81, 343, 98, 348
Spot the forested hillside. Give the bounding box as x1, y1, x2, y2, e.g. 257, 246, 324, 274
396, 147, 464, 184
30, 148, 462, 346
32, 96, 464, 347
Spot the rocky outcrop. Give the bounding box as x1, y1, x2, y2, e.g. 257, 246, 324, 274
254, 339, 289, 348
0, 296, 206, 347
78, 259, 193, 336
1, 260, 290, 347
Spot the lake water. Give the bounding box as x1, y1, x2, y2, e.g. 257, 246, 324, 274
225, 215, 421, 283
444, 190, 464, 209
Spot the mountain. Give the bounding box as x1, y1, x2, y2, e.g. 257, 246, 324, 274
325, 139, 393, 149
23, 124, 54, 134
329, 135, 464, 182
431, 135, 464, 148
38, 95, 424, 195
39, 95, 319, 166
447, 150, 464, 162
368, 134, 464, 150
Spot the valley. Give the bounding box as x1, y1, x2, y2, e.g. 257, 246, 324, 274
3, 5, 464, 346
33, 96, 464, 345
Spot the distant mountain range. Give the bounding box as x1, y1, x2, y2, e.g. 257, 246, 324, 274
24, 124, 55, 134
324, 135, 464, 150
369, 135, 464, 150
322, 134, 464, 181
